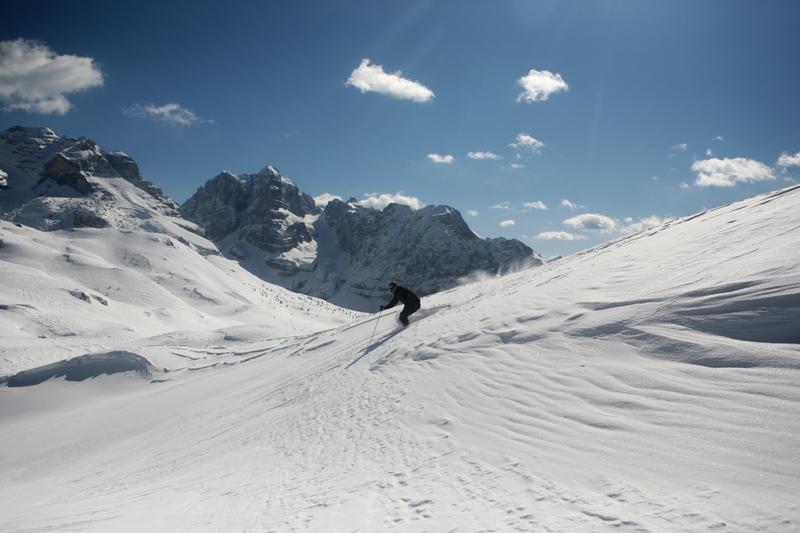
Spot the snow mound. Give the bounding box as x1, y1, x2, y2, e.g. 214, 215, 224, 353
2, 351, 152, 387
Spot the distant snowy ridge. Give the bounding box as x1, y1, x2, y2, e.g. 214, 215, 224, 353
182, 167, 540, 310
0, 125, 179, 232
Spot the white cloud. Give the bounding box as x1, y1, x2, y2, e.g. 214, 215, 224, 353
680, 182, 690, 189
621, 215, 672, 235
510, 132, 544, 153
466, 151, 501, 160
534, 231, 585, 241
124, 102, 209, 126
705, 148, 713, 157
523, 201, 547, 210
346, 58, 434, 103
509, 163, 525, 169
517, 69, 569, 103
427, 153, 454, 164
0, 38, 103, 114
358, 192, 424, 210
671, 143, 688, 151
691, 157, 775, 187
713, 135, 724, 141
313, 193, 342, 207
563, 213, 616, 232
777, 150, 800, 168
465, 209, 479, 217
560, 198, 581, 210
650, 176, 660, 181
499, 219, 515, 227
490, 201, 512, 210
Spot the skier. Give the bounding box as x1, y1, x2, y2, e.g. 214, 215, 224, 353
380, 281, 420, 327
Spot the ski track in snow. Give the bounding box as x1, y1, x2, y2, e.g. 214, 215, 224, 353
0, 186, 799, 531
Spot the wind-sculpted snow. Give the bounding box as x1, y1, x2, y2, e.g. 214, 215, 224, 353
0, 185, 798, 531
1, 351, 152, 387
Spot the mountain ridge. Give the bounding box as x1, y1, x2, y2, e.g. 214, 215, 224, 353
181, 167, 540, 310
1, 125, 540, 311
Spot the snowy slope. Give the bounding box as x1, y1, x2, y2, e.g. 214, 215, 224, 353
0, 220, 360, 376
1, 185, 799, 532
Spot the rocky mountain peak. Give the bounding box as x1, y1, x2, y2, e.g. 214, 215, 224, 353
180, 166, 318, 252
2, 125, 59, 145
0, 126, 179, 230
259, 165, 281, 178
182, 168, 540, 310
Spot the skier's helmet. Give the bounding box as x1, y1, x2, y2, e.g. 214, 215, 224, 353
388, 280, 397, 291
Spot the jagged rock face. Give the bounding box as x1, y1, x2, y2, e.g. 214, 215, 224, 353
320, 200, 537, 299
44, 154, 92, 194
0, 126, 180, 230
182, 166, 540, 310
180, 171, 245, 239
180, 166, 319, 253
104, 151, 144, 184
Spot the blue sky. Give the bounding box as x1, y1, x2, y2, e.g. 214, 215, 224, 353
2, 0, 799, 256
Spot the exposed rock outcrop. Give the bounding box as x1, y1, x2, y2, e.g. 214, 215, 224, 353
0, 126, 181, 230
180, 166, 318, 253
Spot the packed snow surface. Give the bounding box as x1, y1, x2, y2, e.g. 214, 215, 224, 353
1, 185, 799, 531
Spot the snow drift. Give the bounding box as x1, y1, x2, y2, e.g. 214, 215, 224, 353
2, 351, 152, 387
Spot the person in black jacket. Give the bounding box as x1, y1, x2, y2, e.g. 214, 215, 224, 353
380, 281, 420, 326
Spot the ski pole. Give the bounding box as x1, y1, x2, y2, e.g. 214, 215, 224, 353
367, 310, 382, 348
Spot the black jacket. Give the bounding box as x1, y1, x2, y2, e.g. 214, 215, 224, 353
383, 285, 419, 310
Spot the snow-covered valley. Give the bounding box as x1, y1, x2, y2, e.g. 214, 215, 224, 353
1, 181, 798, 531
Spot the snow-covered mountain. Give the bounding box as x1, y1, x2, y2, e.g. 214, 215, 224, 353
1, 184, 798, 531
1, 125, 538, 313
181, 167, 539, 310
0, 126, 360, 375
0, 125, 179, 231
